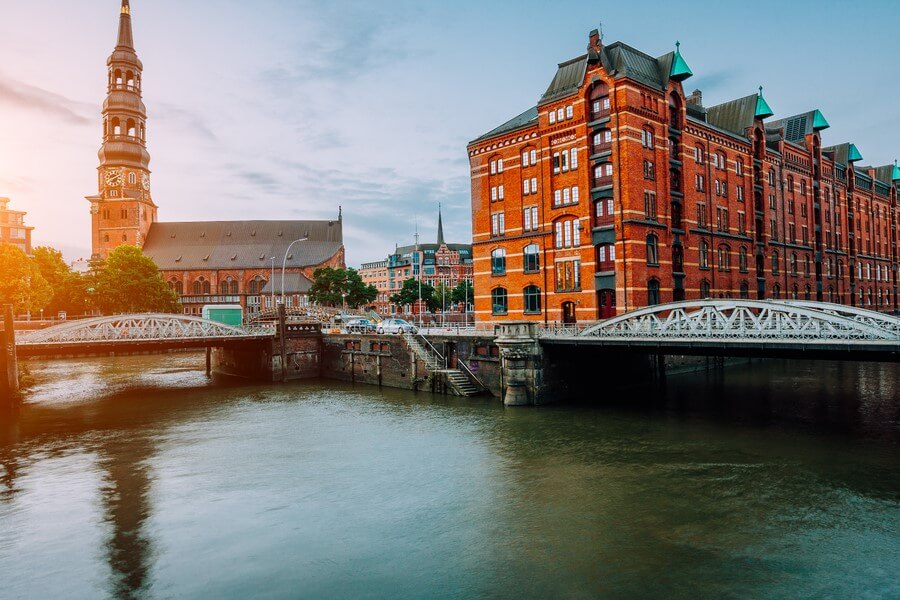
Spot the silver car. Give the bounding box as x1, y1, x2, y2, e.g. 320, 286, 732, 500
377, 318, 418, 335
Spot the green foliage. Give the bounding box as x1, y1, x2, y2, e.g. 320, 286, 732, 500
450, 280, 473, 306
433, 281, 452, 311
308, 267, 377, 309
31, 246, 92, 316
94, 245, 180, 314
0, 243, 52, 314
389, 278, 439, 312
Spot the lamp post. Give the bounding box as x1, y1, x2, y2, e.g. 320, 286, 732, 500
281, 236, 309, 305
270, 256, 276, 310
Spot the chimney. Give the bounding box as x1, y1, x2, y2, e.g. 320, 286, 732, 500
588, 28, 602, 54
686, 89, 703, 106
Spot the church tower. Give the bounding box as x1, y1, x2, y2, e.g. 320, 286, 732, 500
87, 0, 157, 260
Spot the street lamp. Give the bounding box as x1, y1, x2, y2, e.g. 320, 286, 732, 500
281, 235, 309, 305
270, 256, 276, 310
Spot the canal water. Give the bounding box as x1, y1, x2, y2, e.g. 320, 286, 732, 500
0, 354, 897, 599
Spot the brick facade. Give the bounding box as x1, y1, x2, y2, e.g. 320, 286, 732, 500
0, 198, 33, 255
468, 29, 899, 324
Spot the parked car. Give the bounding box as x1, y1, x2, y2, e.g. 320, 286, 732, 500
377, 318, 418, 335
345, 318, 376, 334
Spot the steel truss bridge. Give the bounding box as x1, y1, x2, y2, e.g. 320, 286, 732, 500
15, 314, 274, 357
539, 300, 900, 361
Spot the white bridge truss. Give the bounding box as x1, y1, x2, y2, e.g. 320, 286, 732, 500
17, 314, 271, 346
540, 300, 900, 345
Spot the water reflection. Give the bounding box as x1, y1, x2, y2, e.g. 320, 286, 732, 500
0, 353, 897, 599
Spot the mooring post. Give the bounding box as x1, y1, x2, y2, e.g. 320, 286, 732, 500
277, 303, 288, 383
205, 346, 212, 375
3, 305, 18, 397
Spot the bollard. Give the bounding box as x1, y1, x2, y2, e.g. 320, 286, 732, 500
277, 303, 287, 382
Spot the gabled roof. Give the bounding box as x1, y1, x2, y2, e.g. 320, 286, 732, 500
471, 106, 538, 143
602, 42, 667, 91
870, 163, 899, 184
540, 54, 588, 104
823, 143, 850, 166
143, 220, 343, 271
706, 93, 759, 136
668, 41, 693, 82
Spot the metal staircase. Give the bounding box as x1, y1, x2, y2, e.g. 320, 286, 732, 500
402, 331, 484, 397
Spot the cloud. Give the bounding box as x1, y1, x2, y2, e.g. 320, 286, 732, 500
0, 77, 92, 125
690, 69, 739, 95
155, 103, 217, 141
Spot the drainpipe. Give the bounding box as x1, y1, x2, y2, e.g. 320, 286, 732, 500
612, 82, 628, 312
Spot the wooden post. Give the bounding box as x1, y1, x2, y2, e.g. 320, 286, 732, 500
205, 346, 212, 375
277, 303, 287, 382
3, 305, 18, 397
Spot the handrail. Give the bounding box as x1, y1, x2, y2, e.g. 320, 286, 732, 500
454, 354, 488, 392
416, 331, 488, 392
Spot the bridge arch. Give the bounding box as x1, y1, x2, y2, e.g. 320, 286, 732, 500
574, 299, 900, 342
17, 314, 256, 345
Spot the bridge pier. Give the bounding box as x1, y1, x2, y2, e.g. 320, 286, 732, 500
494, 322, 543, 406
1, 305, 18, 401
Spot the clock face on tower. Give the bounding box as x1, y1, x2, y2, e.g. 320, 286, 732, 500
104, 168, 123, 187
142, 174, 150, 191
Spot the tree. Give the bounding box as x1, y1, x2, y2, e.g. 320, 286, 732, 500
433, 281, 452, 312
94, 245, 180, 314
389, 278, 438, 312
0, 243, 52, 315
32, 246, 92, 316
308, 267, 377, 309
450, 280, 474, 308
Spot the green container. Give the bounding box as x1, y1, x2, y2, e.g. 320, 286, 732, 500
202, 305, 243, 327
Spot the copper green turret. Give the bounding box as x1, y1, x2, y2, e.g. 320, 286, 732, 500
892, 160, 900, 182
755, 86, 774, 119
669, 41, 693, 82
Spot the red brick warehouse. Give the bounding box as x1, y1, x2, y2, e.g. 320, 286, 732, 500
468, 28, 899, 324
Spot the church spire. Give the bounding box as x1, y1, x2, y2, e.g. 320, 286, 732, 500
437, 204, 445, 246
117, 0, 134, 49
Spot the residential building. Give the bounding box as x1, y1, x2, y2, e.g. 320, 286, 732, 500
360, 208, 474, 316
468, 28, 899, 324
0, 197, 33, 255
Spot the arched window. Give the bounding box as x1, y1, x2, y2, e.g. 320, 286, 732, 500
597, 243, 615, 271
668, 91, 683, 129
589, 81, 610, 119
248, 275, 266, 295
790, 253, 798, 275
127, 119, 136, 137
700, 279, 710, 299
193, 277, 211, 295
219, 277, 233, 295
523, 285, 541, 314
554, 218, 580, 249
800, 179, 807, 196
523, 244, 540, 273
699, 240, 709, 269
787, 175, 794, 194
694, 143, 705, 164
646, 234, 659, 266
792, 284, 799, 300
114, 69, 123, 85
672, 244, 684, 272
805, 285, 811, 300
717, 245, 730, 271
768, 169, 776, 186
772, 284, 781, 299
771, 251, 779, 275
128, 172, 136, 185
122, 234, 127, 242
736, 158, 744, 176
739, 246, 748, 272
716, 151, 726, 170
126, 70, 134, 87
112, 117, 121, 135
641, 126, 654, 149
739, 281, 750, 299
647, 279, 660, 306
491, 248, 506, 275
491, 288, 508, 315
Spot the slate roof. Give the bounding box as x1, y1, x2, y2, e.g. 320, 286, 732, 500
706, 94, 760, 136
143, 219, 343, 271
393, 243, 472, 258
260, 272, 313, 294
471, 106, 538, 143
541, 54, 589, 104
823, 143, 850, 167
767, 110, 828, 143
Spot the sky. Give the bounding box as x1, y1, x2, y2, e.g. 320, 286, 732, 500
0, 0, 897, 266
